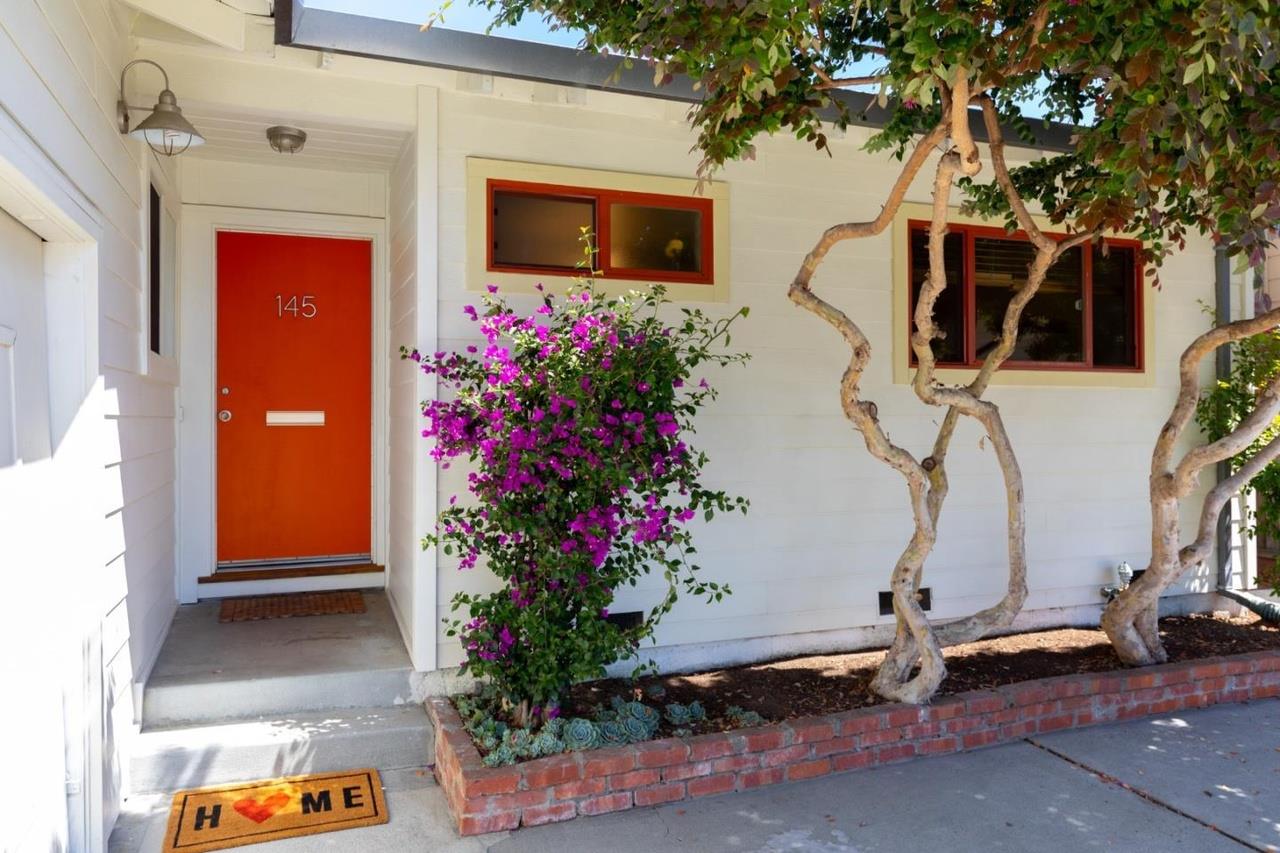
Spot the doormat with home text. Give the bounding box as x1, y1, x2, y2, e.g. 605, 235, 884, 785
162, 769, 388, 852
217, 591, 365, 623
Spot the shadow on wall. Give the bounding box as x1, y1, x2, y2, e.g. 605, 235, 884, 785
0, 206, 136, 851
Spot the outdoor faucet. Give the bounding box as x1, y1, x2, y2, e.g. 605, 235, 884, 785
1100, 561, 1135, 603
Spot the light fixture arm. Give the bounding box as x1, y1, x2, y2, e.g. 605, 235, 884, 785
117, 59, 172, 133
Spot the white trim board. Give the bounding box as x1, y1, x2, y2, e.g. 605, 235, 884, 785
194, 572, 387, 599
177, 204, 390, 602
410, 85, 439, 672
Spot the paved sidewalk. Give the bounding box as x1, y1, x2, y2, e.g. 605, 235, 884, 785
110, 699, 1280, 852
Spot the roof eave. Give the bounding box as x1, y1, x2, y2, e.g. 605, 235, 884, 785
275, 0, 1074, 153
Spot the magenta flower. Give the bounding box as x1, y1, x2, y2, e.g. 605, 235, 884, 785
417, 284, 747, 711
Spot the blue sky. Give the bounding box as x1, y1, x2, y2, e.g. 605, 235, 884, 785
305, 0, 585, 45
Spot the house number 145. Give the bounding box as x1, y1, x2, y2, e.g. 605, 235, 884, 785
276, 295, 317, 318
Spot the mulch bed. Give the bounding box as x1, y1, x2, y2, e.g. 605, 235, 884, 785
563, 612, 1279, 739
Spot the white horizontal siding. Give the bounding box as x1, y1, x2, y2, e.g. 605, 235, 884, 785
387, 134, 420, 651
431, 88, 1219, 669
0, 0, 178, 841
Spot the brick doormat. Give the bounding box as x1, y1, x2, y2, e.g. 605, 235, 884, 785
217, 591, 366, 623
162, 769, 388, 852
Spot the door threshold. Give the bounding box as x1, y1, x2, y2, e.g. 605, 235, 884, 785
197, 563, 384, 583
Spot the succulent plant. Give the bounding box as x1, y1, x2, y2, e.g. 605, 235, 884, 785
726, 705, 765, 727
542, 716, 565, 738
645, 683, 668, 701
598, 719, 629, 746
563, 717, 601, 751
636, 704, 661, 732
469, 715, 508, 747
686, 700, 706, 722
482, 744, 517, 767
664, 702, 694, 726
621, 715, 656, 742
617, 700, 661, 729
528, 730, 566, 758
503, 727, 533, 754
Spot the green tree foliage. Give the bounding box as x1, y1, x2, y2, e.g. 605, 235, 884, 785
481, 0, 1279, 270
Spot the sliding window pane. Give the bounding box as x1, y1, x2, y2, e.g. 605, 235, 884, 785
492, 190, 595, 270
909, 228, 966, 364
974, 237, 1083, 363
609, 203, 703, 273
1092, 244, 1138, 367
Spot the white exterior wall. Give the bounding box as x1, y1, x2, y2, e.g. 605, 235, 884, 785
432, 85, 1219, 670
0, 0, 179, 845
388, 131, 421, 655
386, 86, 440, 671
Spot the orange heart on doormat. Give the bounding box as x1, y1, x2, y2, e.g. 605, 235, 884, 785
232, 791, 291, 823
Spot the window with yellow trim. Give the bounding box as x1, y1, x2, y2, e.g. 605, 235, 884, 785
466, 158, 730, 303
907, 221, 1143, 371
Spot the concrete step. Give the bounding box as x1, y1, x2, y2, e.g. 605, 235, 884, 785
141, 591, 419, 726
130, 705, 435, 794
142, 664, 418, 726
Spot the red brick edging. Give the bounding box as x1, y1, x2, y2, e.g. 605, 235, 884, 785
427, 650, 1280, 835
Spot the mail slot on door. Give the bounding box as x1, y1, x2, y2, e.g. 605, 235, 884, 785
265, 410, 325, 426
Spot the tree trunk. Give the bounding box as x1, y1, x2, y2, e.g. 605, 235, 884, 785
1103, 308, 1280, 663
789, 86, 1092, 704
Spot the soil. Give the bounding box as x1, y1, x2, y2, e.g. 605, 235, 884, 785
562, 612, 1279, 736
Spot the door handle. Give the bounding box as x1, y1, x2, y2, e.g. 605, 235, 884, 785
218, 410, 232, 423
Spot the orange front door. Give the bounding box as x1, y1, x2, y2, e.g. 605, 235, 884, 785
216, 231, 372, 564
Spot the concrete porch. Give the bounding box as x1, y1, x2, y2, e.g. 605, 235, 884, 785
128, 590, 433, 798
143, 589, 416, 723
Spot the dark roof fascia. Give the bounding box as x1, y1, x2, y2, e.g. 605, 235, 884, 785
276, 0, 1074, 152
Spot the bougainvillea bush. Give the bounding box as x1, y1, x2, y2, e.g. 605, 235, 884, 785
409, 279, 748, 725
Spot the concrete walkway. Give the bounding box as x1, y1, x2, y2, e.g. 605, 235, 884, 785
110, 699, 1280, 852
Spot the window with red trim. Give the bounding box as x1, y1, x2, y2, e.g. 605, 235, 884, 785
487, 179, 714, 285
908, 221, 1143, 371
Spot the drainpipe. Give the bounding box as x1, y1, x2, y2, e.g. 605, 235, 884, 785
1213, 246, 1280, 621
1215, 246, 1233, 592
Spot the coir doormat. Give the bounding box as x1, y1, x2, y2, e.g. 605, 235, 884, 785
217, 591, 366, 623
162, 769, 388, 852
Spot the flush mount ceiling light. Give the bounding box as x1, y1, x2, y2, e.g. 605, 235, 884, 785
266, 125, 308, 154
117, 59, 204, 156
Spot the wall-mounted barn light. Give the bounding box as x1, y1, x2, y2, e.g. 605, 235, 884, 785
117, 59, 204, 156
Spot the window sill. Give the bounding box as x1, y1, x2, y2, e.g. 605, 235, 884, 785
896, 364, 1154, 389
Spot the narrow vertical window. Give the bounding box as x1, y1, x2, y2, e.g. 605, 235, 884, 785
1091, 243, 1139, 367
149, 184, 161, 355
909, 230, 966, 364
